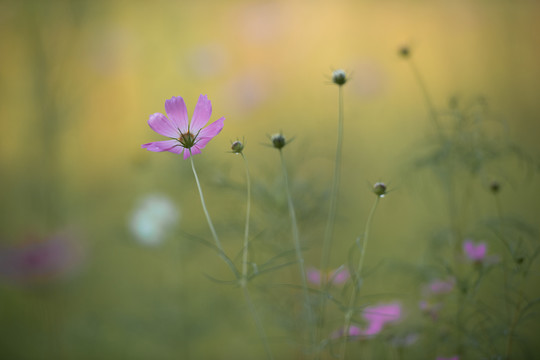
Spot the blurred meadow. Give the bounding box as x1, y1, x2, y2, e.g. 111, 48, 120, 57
1, 0, 540, 359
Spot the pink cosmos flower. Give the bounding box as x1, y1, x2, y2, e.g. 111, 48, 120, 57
332, 302, 402, 340
436, 357, 459, 360
463, 239, 486, 262
307, 266, 349, 286
361, 302, 402, 336
142, 95, 224, 159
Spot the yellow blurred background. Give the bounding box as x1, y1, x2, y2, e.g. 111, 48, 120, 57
1, 0, 539, 359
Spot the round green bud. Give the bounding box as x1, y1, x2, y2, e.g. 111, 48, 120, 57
373, 182, 387, 197
489, 181, 500, 194
271, 133, 286, 149
231, 140, 244, 154
332, 69, 347, 86
398, 46, 410, 58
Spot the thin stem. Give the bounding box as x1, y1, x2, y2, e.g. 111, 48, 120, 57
189, 156, 240, 279
279, 150, 315, 352
407, 59, 444, 136
317, 84, 344, 351
241, 285, 274, 360
241, 153, 252, 280
340, 196, 380, 360
239, 153, 274, 360
322, 85, 345, 268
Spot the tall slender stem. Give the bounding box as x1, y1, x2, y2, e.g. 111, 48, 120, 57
279, 150, 315, 352
340, 196, 380, 360
239, 153, 274, 360
317, 85, 344, 351
190, 156, 222, 251
241, 153, 252, 282
408, 59, 443, 135
189, 156, 239, 279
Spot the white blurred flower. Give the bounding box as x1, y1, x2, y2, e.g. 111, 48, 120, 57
129, 194, 179, 246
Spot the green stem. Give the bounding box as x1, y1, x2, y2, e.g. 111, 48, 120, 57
189, 156, 240, 279
239, 153, 274, 360
241, 153, 252, 280
317, 85, 344, 352
407, 58, 443, 136
279, 150, 315, 352
340, 196, 380, 360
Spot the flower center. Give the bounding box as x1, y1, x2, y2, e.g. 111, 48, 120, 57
178, 132, 196, 148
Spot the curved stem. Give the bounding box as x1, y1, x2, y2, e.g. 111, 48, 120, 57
190, 156, 239, 278
340, 196, 380, 360
279, 150, 315, 351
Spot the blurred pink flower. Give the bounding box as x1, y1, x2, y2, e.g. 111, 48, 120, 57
424, 277, 455, 296
463, 239, 486, 262
142, 95, 224, 160
437, 357, 459, 360
331, 324, 362, 339
307, 266, 349, 286
361, 302, 402, 336
332, 302, 402, 340
0, 232, 84, 285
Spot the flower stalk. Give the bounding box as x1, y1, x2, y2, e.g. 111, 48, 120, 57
279, 149, 315, 352
238, 151, 274, 360
340, 195, 381, 360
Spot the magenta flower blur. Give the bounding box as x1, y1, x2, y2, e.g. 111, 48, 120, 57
463, 239, 487, 262
307, 266, 349, 286
332, 302, 402, 340
0, 232, 83, 285
424, 277, 455, 296
142, 95, 225, 159
361, 302, 402, 336
436, 357, 459, 360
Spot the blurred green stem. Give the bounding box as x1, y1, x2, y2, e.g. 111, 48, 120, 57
279, 150, 315, 352
317, 84, 344, 353
407, 58, 443, 135
340, 196, 380, 360
239, 153, 274, 360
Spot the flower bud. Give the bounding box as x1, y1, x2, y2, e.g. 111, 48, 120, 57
398, 46, 410, 58
332, 69, 347, 86
489, 181, 500, 194
271, 133, 286, 149
231, 140, 244, 154
373, 182, 387, 197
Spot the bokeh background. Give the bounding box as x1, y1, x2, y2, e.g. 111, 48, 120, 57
1, 0, 539, 359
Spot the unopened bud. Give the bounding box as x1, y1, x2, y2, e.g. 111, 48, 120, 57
231, 140, 244, 154
398, 46, 410, 58
373, 182, 387, 197
332, 69, 347, 86
489, 181, 500, 194
271, 133, 286, 149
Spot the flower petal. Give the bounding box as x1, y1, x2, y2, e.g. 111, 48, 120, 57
148, 113, 178, 137
165, 96, 189, 133
190, 94, 212, 133
198, 117, 224, 139
142, 140, 179, 152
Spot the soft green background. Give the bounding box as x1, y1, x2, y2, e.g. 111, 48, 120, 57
1, 0, 539, 359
